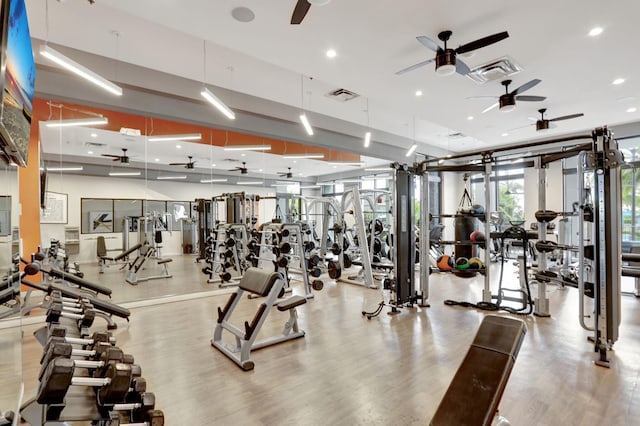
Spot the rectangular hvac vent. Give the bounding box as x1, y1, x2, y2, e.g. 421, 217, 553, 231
466, 56, 523, 85
325, 88, 360, 102
84, 142, 106, 148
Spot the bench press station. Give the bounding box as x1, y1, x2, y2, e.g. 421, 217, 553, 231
430, 315, 527, 426
97, 237, 143, 273
212, 267, 308, 370
125, 245, 172, 285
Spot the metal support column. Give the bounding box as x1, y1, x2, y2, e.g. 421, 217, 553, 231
393, 164, 416, 306
419, 172, 430, 306
535, 158, 551, 317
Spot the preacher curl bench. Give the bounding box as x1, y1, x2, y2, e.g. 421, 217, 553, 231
212, 267, 308, 370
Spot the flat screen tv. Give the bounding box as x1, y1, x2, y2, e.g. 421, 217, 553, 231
0, 0, 35, 167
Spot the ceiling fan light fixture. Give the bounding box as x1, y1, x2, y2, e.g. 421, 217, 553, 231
435, 63, 456, 76
308, 0, 331, 5
435, 50, 456, 76
499, 95, 516, 112
536, 120, 550, 131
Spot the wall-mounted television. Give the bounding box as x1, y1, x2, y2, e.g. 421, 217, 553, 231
0, 0, 35, 167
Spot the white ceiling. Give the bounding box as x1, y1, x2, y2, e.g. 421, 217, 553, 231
26, 0, 640, 157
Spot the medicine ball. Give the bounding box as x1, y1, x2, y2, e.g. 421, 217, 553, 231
468, 257, 483, 270
471, 204, 485, 216
455, 257, 470, 270
436, 255, 454, 271
470, 231, 486, 249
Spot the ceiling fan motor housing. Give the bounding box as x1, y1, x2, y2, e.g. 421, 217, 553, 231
499, 94, 516, 111
536, 120, 550, 131
435, 49, 457, 72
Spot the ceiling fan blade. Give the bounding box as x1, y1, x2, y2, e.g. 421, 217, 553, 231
396, 58, 435, 75
550, 113, 584, 122
511, 79, 541, 96
169, 162, 188, 166
456, 31, 509, 55
455, 58, 471, 75
482, 103, 499, 113
101, 154, 119, 158
291, 0, 311, 25
416, 36, 441, 52
466, 96, 498, 100
527, 116, 538, 121
515, 95, 546, 102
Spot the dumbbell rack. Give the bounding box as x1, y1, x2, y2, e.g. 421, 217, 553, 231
205, 223, 248, 286
21, 290, 165, 425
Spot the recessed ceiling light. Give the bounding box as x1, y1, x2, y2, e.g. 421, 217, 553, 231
211, 163, 216, 167
501, 132, 509, 137
415, 90, 423, 97
241, 153, 246, 157
87, 150, 93, 154
231, 6, 255, 23
154, 158, 160, 162
176, 144, 182, 149
613, 78, 625, 85
293, 160, 297, 164
467, 116, 474, 121
90, 133, 98, 138
326, 49, 337, 58
258, 169, 263, 172
588, 27, 603, 36
627, 107, 637, 113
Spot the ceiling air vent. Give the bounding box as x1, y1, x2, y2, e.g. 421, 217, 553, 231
325, 88, 360, 102
448, 132, 466, 139
84, 142, 106, 148
466, 56, 522, 85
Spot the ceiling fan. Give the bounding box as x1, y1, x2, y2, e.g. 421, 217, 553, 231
101, 148, 130, 164
169, 156, 196, 169
475, 79, 546, 113
396, 30, 509, 76
531, 108, 585, 131
228, 162, 248, 174
278, 167, 293, 179
291, 0, 331, 25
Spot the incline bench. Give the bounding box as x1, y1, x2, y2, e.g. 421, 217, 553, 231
212, 267, 307, 370
97, 237, 142, 273
430, 315, 527, 426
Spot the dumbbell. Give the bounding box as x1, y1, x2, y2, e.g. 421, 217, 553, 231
37, 357, 133, 405
219, 271, 233, 282
309, 267, 322, 278
311, 280, 324, 291
535, 240, 577, 253
46, 302, 96, 328
328, 260, 342, 279
39, 342, 125, 381
224, 238, 236, 248
109, 408, 165, 426
330, 243, 342, 255
306, 254, 320, 269
303, 241, 315, 253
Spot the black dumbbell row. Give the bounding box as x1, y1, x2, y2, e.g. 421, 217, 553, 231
34, 292, 165, 425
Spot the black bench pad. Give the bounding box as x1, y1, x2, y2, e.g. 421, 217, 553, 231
277, 295, 307, 311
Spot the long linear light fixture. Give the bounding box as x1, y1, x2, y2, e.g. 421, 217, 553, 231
109, 172, 141, 177
364, 131, 371, 148
328, 161, 365, 166
365, 166, 390, 171
223, 144, 271, 151
40, 45, 123, 96
282, 153, 325, 159
157, 175, 187, 180
237, 181, 264, 185
201, 87, 235, 120
148, 133, 202, 142
406, 144, 418, 157
46, 166, 83, 172
200, 178, 228, 183
300, 185, 321, 189
299, 114, 314, 136
44, 117, 109, 128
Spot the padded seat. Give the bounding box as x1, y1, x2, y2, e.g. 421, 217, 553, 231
277, 295, 307, 311
157, 258, 172, 265
239, 268, 280, 297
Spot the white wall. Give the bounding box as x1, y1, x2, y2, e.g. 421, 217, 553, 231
41, 174, 276, 263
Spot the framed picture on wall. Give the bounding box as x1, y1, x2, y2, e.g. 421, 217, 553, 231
88, 211, 114, 233
40, 192, 68, 224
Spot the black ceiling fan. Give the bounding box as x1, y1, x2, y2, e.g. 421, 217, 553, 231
169, 156, 196, 169
101, 148, 129, 164
396, 30, 509, 76
228, 162, 248, 174
278, 167, 293, 179
532, 108, 585, 131
475, 79, 546, 113
291, 0, 331, 25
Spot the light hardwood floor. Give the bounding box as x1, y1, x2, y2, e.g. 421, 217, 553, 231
14, 264, 640, 426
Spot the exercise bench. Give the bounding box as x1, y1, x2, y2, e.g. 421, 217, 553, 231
430, 315, 527, 426
212, 267, 307, 370
125, 245, 172, 285
97, 237, 142, 273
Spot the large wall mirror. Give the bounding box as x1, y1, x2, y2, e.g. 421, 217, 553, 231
35, 99, 392, 305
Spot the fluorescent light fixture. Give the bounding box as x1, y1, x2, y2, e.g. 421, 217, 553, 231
365, 167, 390, 171
44, 117, 108, 128
200, 178, 228, 183
40, 45, 123, 96
223, 144, 272, 151
109, 172, 141, 177
157, 175, 187, 180
46, 166, 84, 172
589, 27, 603, 36
148, 133, 202, 142
270, 183, 299, 187
300, 185, 321, 189
328, 161, 364, 166
406, 144, 418, 157
300, 114, 314, 136
337, 179, 362, 184
361, 174, 391, 180
282, 153, 325, 159
201, 87, 235, 119
237, 181, 264, 185
364, 131, 371, 148
315, 182, 335, 186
